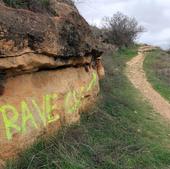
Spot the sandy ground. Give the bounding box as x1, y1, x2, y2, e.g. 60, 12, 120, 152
126, 46, 170, 120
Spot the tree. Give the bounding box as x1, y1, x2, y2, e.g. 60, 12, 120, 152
102, 12, 144, 47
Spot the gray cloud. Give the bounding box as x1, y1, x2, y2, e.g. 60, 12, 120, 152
76, 0, 170, 49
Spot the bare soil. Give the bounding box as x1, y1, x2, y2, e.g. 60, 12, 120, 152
126, 46, 170, 120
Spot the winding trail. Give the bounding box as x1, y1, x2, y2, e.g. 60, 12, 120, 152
126, 46, 170, 120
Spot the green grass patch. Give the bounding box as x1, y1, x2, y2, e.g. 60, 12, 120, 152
144, 49, 170, 102
6, 46, 170, 169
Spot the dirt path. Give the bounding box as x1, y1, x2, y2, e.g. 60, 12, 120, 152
126, 46, 170, 120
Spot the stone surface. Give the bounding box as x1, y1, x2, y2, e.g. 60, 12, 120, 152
0, 0, 104, 166
0, 1, 102, 75
0, 67, 99, 165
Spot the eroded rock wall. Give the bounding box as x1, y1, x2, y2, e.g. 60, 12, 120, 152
0, 67, 99, 165
0, 0, 104, 166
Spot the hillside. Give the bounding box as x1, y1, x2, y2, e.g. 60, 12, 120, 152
5, 46, 170, 169
144, 49, 170, 102
1, 1, 170, 169
126, 46, 170, 120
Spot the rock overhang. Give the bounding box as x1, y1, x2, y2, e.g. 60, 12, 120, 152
0, 0, 104, 167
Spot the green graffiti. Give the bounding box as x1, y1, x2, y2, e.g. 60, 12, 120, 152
65, 90, 82, 114
86, 72, 97, 92
21, 101, 38, 133
0, 105, 21, 140
1, 93, 61, 140
32, 99, 47, 126
0, 71, 98, 140
45, 94, 60, 123
65, 86, 87, 114
65, 72, 98, 114
72, 86, 86, 113
64, 91, 73, 114
31, 93, 59, 126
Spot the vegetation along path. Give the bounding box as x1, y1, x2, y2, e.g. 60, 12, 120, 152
126, 46, 170, 120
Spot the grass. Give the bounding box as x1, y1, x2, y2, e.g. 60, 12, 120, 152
6, 46, 170, 169
144, 49, 170, 102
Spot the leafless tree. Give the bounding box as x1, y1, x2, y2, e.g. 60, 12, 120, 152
102, 12, 144, 47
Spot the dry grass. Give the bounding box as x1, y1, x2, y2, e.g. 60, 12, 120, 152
144, 49, 170, 101
6, 46, 170, 169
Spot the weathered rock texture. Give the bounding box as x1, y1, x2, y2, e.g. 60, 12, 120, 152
0, 0, 104, 166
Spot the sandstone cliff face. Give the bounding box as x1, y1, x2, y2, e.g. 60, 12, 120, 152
0, 0, 102, 76
0, 0, 104, 166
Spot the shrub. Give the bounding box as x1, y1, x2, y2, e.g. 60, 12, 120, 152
102, 12, 144, 47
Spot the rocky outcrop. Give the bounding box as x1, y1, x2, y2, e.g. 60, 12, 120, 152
0, 0, 104, 166
0, 1, 102, 76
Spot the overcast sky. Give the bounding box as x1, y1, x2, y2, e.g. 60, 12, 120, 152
76, 0, 170, 49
